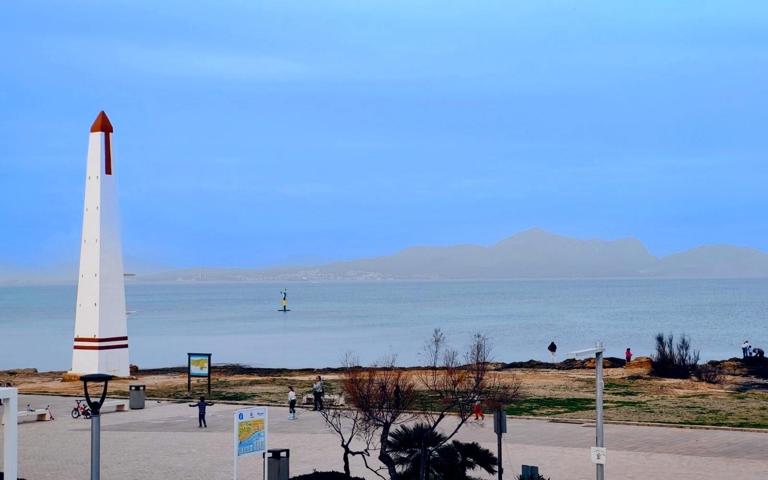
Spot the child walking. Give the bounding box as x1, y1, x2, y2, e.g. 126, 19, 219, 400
189, 396, 214, 428
472, 400, 484, 421
288, 386, 297, 420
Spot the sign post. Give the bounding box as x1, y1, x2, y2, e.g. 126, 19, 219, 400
234, 406, 269, 480
188, 352, 212, 396
493, 408, 507, 480
1, 387, 18, 480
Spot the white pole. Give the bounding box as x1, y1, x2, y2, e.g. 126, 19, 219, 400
234, 412, 239, 480
2, 387, 18, 480
264, 407, 270, 480
596, 342, 604, 480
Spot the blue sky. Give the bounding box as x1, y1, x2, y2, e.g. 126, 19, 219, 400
2, 1, 768, 271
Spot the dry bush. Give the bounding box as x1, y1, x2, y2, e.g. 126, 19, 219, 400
694, 364, 723, 384
652, 333, 700, 379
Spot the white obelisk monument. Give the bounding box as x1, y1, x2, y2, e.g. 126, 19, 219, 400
70, 111, 129, 377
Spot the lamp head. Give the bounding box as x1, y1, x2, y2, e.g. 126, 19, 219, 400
80, 374, 113, 413
568, 342, 605, 359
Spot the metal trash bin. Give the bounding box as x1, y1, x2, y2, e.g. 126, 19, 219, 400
266, 449, 290, 480
129, 384, 146, 409
521, 465, 540, 480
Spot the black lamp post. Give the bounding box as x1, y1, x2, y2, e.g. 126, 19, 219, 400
80, 374, 113, 480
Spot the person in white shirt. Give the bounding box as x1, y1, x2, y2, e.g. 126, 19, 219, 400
312, 376, 325, 411
288, 386, 297, 420
742, 340, 750, 359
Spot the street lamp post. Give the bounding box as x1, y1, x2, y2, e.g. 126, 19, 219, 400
80, 374, 113, 480
568, 342, 606, 480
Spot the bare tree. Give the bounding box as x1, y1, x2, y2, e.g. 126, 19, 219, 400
413, 330, 518, 480
324, 331, 518, 480
319, 404, 378, 479
344, 356, 417, 480
319, 355, 416, 480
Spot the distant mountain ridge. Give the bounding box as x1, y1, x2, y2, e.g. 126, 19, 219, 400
140, 228, 768, 281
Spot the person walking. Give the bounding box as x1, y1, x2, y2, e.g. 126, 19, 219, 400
625, 347, 633, 365
288, 386, 297, 420
472, 399, 484, 421
742, 340, 750, 359
189, 396, 214, 428
312, 376, 324, 411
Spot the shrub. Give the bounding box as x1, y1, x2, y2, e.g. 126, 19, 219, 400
694, 364, 723, 384
515, 474, 551, 480
651, 333, 700, 379
388, 423, 498, 480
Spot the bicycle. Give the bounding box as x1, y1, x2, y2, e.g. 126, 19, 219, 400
71, 399, 91, 419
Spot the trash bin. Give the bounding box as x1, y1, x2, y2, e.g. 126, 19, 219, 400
266, 449, 289, 480
521, 465, 540, 480
129, 384, 146, 409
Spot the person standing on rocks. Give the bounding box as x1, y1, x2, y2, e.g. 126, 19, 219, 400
548, 341, 557, 363
625, 347, 633, 365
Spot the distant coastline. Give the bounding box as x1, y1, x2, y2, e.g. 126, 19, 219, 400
8, 228, 768, 284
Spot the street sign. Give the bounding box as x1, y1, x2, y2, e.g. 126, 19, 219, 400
234, 406, 269, 480
591, 447, 607, 465
235, 407, 268, 457
493, 409, 507, 434
187, 352, 212, 395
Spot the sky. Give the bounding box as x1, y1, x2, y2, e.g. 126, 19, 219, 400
2, 1, 768, 273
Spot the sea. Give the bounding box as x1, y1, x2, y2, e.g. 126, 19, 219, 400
1, 279, 766, 372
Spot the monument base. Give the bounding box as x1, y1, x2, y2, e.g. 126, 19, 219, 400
63, 371, 137, 382
62, 371, 84, 382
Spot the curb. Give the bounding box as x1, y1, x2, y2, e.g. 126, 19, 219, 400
510, 415, 768, 434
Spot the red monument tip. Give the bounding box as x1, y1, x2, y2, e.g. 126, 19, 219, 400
90, 111, 114, 133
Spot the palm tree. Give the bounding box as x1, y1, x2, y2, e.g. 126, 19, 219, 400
388, 423, 497, 480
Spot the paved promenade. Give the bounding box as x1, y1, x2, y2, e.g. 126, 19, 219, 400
2, 395, 767, 479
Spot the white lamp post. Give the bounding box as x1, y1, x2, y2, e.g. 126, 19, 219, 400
569, 342, 606, 480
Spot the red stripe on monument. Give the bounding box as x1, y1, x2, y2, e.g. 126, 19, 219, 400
74, 336, 129, 343
73, 344, 128, 351
104, 133, 112, 175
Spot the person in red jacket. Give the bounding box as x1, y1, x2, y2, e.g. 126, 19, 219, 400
625, 347, 633, 365
472, 400, 484, 421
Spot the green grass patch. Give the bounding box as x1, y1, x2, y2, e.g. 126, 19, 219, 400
505, 397, 650, 417
603, 380, 639, 397
506, 397, 595, 416
210, 391, 258, 401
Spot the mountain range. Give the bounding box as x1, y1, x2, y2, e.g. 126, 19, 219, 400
139, 228, 768, 281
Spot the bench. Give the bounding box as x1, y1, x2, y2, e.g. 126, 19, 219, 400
303, 394, 345, 406
1, 407, 51, 424
100, 400, 127, 413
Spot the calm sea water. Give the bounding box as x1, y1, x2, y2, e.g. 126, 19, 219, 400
1, 280, 766, 371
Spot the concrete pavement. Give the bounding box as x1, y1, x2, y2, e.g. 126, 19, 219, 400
1, 395, 767, 479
